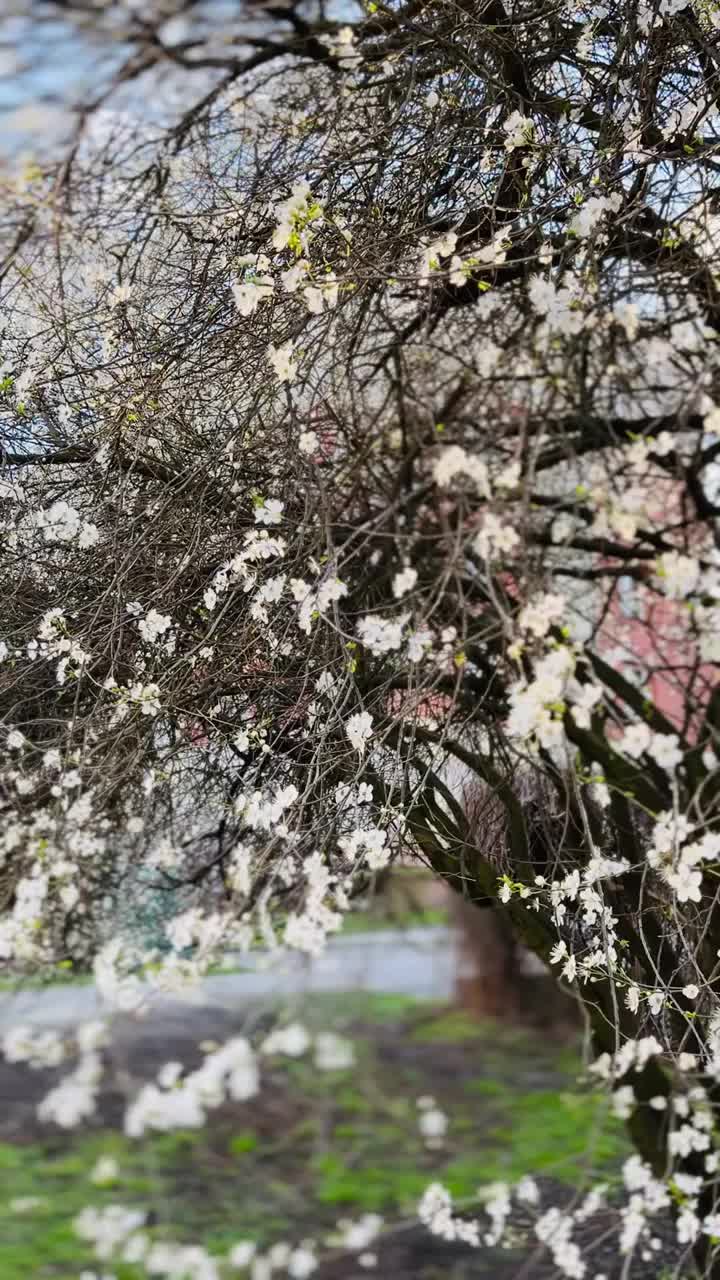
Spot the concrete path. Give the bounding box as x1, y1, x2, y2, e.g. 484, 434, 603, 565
0, 926, 457, 1030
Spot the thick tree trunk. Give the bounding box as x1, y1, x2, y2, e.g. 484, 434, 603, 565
449, 892, 580, 1034
450, 894, 522, 1020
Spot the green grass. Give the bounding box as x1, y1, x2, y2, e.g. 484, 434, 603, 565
296, 990, 423, 1024
463, 1088, 628, 1186
0, 967, 95, 992
410, 1008, 490, 1042
0, 994, 630, 1279
340, 905, 449, 934
1, 1136, 145, 1278
313, 1151, 434, 1212
228, 1131, 258, 1155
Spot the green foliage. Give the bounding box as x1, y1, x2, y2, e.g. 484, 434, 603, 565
341, 905, 449, 934
313, 1152, 436, 1211
228, 1131, 258, 1155
411, 1009, 490, 1042
477, 1089, 628, 1184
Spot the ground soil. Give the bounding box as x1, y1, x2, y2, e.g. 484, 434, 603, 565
0, 996, 691, 1279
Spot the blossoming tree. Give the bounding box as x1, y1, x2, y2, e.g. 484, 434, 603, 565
3, 0, 720, 1274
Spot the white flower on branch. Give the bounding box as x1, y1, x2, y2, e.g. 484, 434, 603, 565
345, 711, 373, 753
268, 341, 297, 384
314, 1032, 355, 1071
233, 276, 274, 317
254, 498, 285, 526
392, 565, 417, 598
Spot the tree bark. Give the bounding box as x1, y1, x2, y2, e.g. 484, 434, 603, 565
450, 894, 522, 1020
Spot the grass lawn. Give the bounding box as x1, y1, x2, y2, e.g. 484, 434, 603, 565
0, 994, 629, 1279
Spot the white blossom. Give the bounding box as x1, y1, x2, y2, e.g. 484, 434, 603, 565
655, 551, 700, 599
233, 276, 274, 316
299, 430, 319, 455
268, 341, 297, 384
392, 566, 418, 598
314, 1032, 355, 1071
254, 498, 285, 526
345, 711, 373, 753
138, 608, 172, 644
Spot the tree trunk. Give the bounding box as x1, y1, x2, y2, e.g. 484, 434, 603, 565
450, 894, 521, 1020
